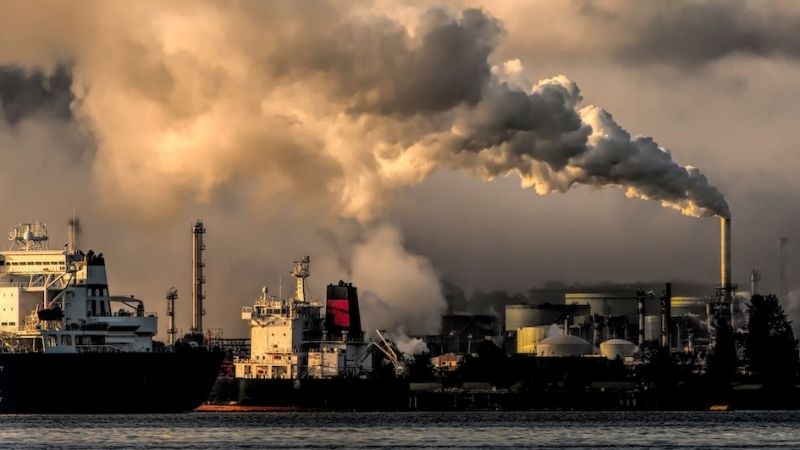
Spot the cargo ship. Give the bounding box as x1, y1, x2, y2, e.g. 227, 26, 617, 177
206, 257, 409, 410
0, 221, 223, 413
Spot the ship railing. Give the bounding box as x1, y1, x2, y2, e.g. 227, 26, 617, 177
75, 344, 125, 353
0, 281, 24, 287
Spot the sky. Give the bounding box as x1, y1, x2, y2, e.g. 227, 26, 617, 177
0, 0, 798, 338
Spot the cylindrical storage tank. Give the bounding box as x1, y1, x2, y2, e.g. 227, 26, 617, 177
599, 339, 637, 360
515, 326, 550, 354
505, 304, 590, 331
565, 292, 640, 323
644, 315, 661, 342
505, 305, 562, 331
535, 334, 592, 357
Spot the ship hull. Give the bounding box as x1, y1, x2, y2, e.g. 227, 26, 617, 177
0, 351, 223, 413
208, 377, 410, 410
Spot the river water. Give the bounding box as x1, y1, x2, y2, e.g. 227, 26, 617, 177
1, 411, 799, 449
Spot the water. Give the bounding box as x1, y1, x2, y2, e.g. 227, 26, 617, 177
1, 411, 799, 449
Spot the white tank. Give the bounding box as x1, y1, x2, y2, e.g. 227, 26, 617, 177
535, 333, 592, 357
599, 339, 637, 360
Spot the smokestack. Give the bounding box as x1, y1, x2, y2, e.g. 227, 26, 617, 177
67, 214, 80, 252
166, 287, 178, 346
660, 283, 672, 349
720, 217, 732, 303
778, 237, 788, 300
637, 290, 646, 348
191, 220, 206, 335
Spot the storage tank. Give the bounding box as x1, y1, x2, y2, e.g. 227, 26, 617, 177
599, 339, 637, 360
505, 304, 590, 331
515, 326, 550, 354
644, 315, 661, 342
535, 333, 592, 357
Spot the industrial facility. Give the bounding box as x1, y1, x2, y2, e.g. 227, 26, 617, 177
422, 217, 772, 366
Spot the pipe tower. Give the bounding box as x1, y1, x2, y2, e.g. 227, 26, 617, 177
660, 283, 672, 349
191, 220, 206, 335
166, 287, 178, 346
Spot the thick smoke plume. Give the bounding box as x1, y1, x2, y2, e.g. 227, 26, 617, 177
0, 2, 728, 222
0, 1, 741, 337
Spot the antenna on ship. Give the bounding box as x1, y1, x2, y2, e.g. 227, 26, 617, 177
166, 287, 178, 346
191, 220, 206, 337
291, 256, 310, 302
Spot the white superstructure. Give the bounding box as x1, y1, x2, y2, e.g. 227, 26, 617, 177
235, 257, 372, 380
0, 222, 157, 354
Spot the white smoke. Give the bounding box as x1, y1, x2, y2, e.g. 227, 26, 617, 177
0, 2, 733, 337
392, 332, 430, 356
350, 226, 446, 335
0, 2, 728, 223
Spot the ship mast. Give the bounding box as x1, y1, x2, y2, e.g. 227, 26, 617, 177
291, 256, 310, 302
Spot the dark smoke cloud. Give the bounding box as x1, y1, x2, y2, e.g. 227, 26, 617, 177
0, 65, 72, 124
329, 8, 502, 115
581, 0, 800, 67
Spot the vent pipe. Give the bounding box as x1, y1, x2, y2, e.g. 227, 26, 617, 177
191, 220, 206, 335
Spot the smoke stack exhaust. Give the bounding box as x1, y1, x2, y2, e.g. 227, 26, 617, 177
720, 217, 732, 303
778, 237, 788, 300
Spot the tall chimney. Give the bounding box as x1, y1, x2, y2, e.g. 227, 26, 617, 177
166, 287, 178, 346
720, 217, 732, 303
660, 283, 672, 349
67, 214, 80, 252
637, 290, 646, 348
778, 237, 788, 300
191, 220, 206, 335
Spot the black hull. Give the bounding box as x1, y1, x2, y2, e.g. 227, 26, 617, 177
0, 351, 224, 413
209, 377, 410, 410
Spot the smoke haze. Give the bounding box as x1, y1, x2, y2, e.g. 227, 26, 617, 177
0, 1, 797, 337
